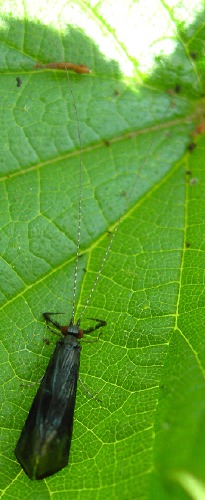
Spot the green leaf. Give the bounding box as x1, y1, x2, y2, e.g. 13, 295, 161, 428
1, 2, 205, 499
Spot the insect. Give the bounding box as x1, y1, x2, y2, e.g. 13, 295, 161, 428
14, 59, 172, 480
14, 313, 105, 480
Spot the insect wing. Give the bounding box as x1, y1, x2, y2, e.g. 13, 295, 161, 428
15, 336, 81, 480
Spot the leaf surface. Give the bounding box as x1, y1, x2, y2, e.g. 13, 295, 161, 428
1, 1, 205, 499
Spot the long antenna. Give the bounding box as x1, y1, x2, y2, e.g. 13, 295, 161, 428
63, 64, 172, 323
63, 66, 83, 324
78, 100, 172, 321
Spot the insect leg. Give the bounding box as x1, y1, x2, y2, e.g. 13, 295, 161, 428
83, 318, 106, 335
43, 312, 65, 331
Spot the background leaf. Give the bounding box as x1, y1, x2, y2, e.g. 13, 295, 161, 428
1, 1, 205, 499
